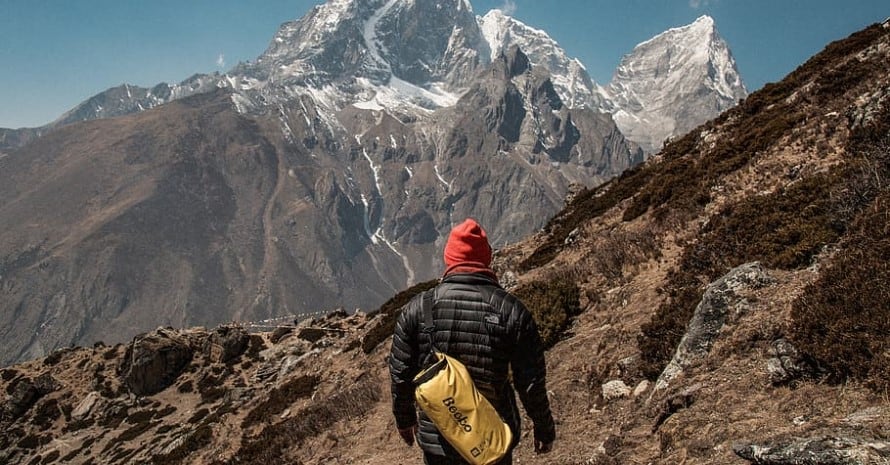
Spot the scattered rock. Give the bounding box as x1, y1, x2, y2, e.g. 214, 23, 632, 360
733, 435, 890, 464
500, 271, 519, 290
119, 328, 194, 396
652, 383, 701, 432
72, 392, 102, 421
297, 327, 328, 343
6, 373, 58, 418
270, 326, 294, 344
655, 263, 774, 392
602, 380, 632, 401
767, 338, 816, 385
632, 380, 650, 397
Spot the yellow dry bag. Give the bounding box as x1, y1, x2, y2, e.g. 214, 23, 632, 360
412, 290, 513, 465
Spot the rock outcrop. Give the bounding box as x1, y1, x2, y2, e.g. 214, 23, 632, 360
119, 328, 194, 396
734, 436, 890, 464
654, 263, 774, 392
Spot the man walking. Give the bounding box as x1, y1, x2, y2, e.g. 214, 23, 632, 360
389, 218, 556, 464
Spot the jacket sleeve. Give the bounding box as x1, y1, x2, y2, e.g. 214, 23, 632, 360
389, 297, 421, 429
509, 300, 556, 443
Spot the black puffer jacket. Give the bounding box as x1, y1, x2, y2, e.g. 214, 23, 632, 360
389, 273, 555, 457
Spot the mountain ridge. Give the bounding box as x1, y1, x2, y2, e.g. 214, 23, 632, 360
1, 6, 745, 156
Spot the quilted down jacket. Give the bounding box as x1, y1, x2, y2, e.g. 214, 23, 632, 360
389, 272, 556, 457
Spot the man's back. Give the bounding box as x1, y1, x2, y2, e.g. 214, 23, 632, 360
389, 218, 555, 464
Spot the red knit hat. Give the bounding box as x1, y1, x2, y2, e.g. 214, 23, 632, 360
444, 218, 492, 269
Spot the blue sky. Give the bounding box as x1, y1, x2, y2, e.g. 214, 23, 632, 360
0, 0, 886, 128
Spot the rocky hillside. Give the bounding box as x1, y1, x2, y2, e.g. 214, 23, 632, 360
2, 15, 889, 465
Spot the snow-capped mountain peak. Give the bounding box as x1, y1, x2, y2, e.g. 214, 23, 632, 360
602, 14, 748, 152
226, 0, 490, 114
34, 2, 746, 158
478, 9, 605, 110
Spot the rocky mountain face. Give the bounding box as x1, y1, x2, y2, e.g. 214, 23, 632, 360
601, 15, 748, 152
2, 7, 744, 157
1, 18, 889, 465
0, 0, 641, 365
0, 0, 744, 363
479, 9, 608, 110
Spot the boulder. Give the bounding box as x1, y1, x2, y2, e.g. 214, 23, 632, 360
767, 338, 817, 385
655, 262, 774, 392
120, 328, 194, 396
204, 325, 249, 363
297, 327, 328, 343
632, 380, 651, 398
72, 391, 102, 421
6, 372, 58, 418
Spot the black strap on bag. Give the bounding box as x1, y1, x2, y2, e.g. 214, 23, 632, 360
421, 289, 435, 341
415, 289, 448, 385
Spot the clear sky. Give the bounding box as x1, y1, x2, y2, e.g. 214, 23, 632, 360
1, 0, 886, 129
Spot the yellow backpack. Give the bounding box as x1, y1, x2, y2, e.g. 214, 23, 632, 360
413, 290, 513, 465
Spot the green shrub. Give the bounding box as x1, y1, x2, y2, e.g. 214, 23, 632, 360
512, 276, 581, 348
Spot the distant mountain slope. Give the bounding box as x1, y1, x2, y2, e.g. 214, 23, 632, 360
0, 42, 640, 365
0, 0, 743, 364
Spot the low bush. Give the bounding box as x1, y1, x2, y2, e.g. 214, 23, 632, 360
638, 167, 853, 379
788, 112, 890, 391
638, 96, 890, 381
232, 381, 380, 464
32, 398, 60, 428
512, 276, 581, 348
197, 374, 226, 404
790, 195, 890, 391
241, 375, 319, 428
521, 164, 654, 270
177, 380, 194, 394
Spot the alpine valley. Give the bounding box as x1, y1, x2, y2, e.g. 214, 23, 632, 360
0, 0, 746, 365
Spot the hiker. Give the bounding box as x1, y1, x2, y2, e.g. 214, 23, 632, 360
389, 218, 556, 464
